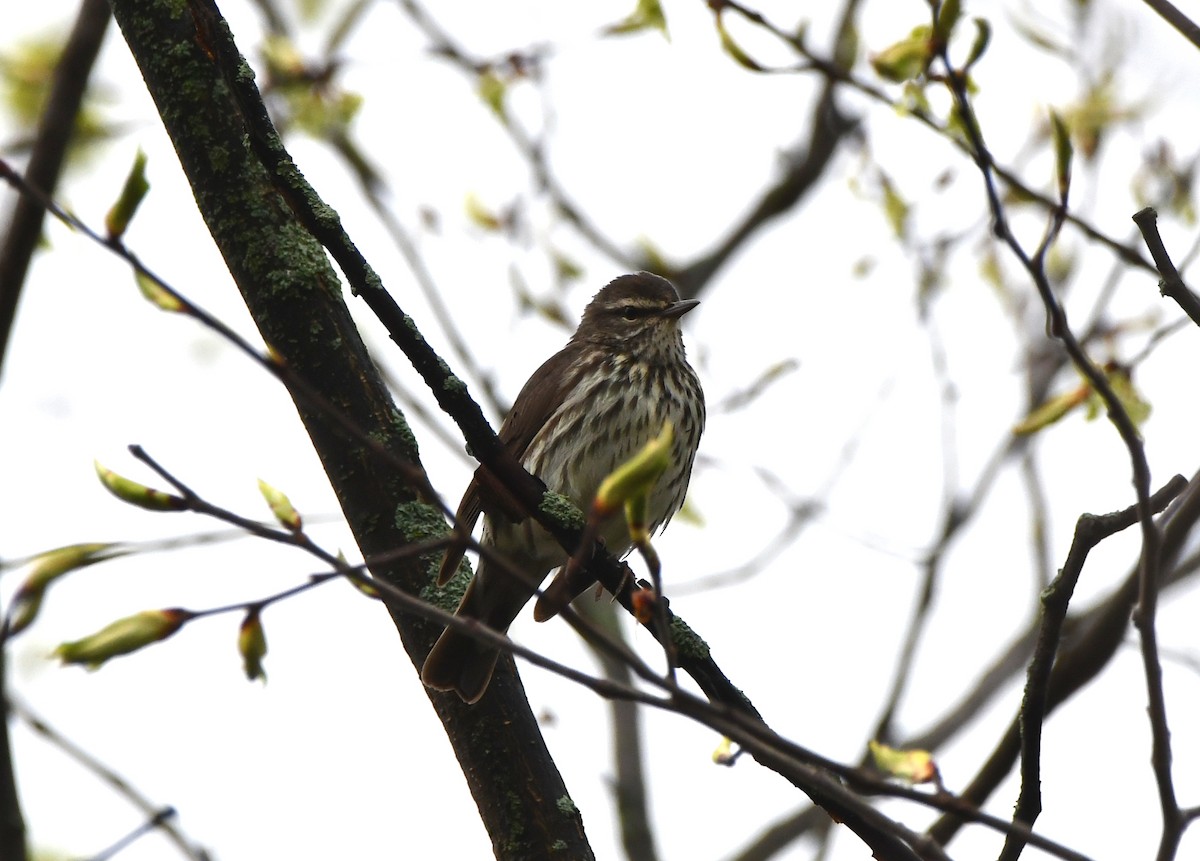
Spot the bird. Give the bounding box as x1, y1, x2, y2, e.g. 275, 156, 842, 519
421, 272, 705, 703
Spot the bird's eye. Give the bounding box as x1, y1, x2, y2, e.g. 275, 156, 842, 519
620, 306, 641, 320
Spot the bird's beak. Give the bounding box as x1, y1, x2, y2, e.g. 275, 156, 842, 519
661, 298, 700, 319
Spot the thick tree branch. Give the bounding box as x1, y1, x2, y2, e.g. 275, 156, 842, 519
98, 3, 982, 855
106, 1, 592, 856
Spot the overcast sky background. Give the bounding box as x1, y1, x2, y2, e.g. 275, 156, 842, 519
5, 1, 1200, 859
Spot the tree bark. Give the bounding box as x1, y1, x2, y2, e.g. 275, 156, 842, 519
105, 1, 592, 856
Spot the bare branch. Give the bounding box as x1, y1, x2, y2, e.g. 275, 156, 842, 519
1132, 207, 1200, 328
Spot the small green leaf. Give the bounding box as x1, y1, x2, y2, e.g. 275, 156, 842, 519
477, 70, 507, 118
964, 18, 991, 70
833, 23, 859, 71
603, 0, 669, 40
594, 421, 675, 543
714, 12, 763, 71
1085, 365, 1151, 428
1049, 110, 1073, 202
933, 0, 962, 47
134, 270, 186, 312
552, 250, 584, 283
1013, 384, 1090, 435
104, 149, 149, 241
870, 27, 933, 82
879, 172, 911, 241
1, 36, 114, 160
464, 193, 503, 231
261, 35, 305, 80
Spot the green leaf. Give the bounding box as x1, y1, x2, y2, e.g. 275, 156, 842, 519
879, 172, 911, 240
134, 270, 186, 312
714, 12, 763, 71
1013, 384, 1089, 435
477, 70, 507, 118
833, 23, 859, 71
870, 27, 933, 82
603, 0, 669, 40
1085, 366, 1151, 428
964, 18, 991, 69
1, 35, 114, 158
464, 193, 503, 231
933, 0, 962, 47
104, 149, 149, 240
595, 421, 674, 517
552, 250, 584, 283
1049, 110, 1073, 202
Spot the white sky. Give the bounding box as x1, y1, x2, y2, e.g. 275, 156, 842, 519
5, 1, 1200, 860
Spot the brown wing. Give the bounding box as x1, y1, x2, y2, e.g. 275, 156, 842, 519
436, 479, 483, 585
495, 341, 584, 454
435, 342, 584, 586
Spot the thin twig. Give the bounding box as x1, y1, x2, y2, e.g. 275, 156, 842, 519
1131, 207, 1200, 328
1003, 476, 1187, 860
1138, 0, 1200, 49
10, 698, 209, 861
932, 12, 1173, 850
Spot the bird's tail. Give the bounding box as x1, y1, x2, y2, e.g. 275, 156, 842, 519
421, 558, 538, 703
421, 625, 501, 705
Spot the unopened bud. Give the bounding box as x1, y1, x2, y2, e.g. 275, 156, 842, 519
868, 740, 940, 785
95, 461, 186, 511
238, 610, 268, 683
8, 543, 123, 637
258, 479, 302, 531
630, 587, 657, 625
55, 609, 191, 669
712, 737, 736, 765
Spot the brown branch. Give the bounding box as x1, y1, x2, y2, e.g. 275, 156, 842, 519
1001, 476, 1187, 860
0, 6, 112, 860
105, 1, 594, 855
929, 468, 1200, 845
1139, 0, 1200, 49
0, 0, 110, 376
9, 698, 209, 860
672, 82, 857, 298
576, 600, 661, 861
95, 4, 940, 855
715, 0, 1155, 276
397, 0, 634, 269
927, 20, 1177, 851
1132, 207, 1200, 328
